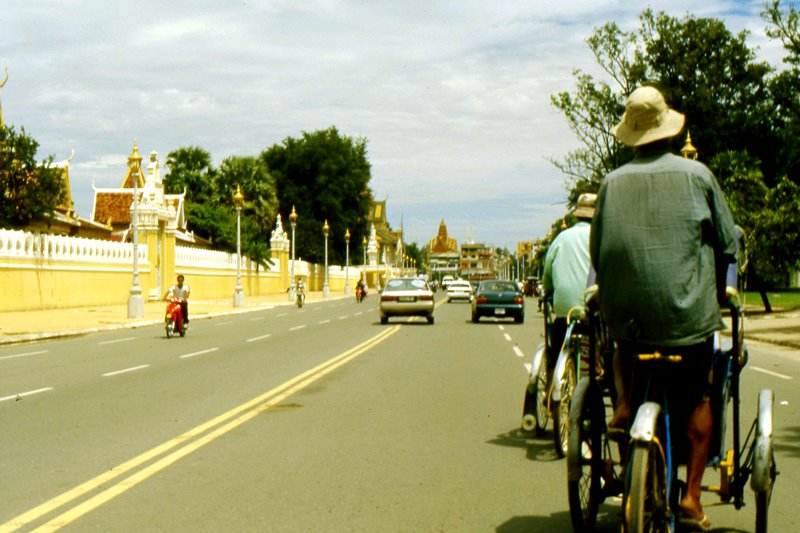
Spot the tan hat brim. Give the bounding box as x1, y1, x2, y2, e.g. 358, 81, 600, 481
612, 109, 686, 147
573, 206, 594, 219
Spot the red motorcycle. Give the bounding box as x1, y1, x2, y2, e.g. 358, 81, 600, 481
356, 286, 366, 303
165, 296, 186, 338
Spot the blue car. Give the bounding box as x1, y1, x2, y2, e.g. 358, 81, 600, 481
471, 280, 525, 323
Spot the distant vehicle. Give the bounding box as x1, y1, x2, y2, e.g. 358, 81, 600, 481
471, 280, 525, 323
379, 277, 435, 325
441, 275, 455, 289
446, 280, 473, 303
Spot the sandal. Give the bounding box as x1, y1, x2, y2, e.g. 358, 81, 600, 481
677, 514, 711, 532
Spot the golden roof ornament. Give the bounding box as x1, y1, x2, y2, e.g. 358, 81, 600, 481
681, 131, 698, 160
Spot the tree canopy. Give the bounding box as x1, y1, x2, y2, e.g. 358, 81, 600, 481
0, 125, 64, 229
261, 126, 373, 265
164, 127, 373, 266
548, 3, 800, 287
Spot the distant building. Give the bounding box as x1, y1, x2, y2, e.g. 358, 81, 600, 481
459, 240, 495, 281
368, 196, 403, 266
427, 219, 459, 282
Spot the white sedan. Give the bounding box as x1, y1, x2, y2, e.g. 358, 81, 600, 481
446, 280, 473, 302
379, 278, 435, 324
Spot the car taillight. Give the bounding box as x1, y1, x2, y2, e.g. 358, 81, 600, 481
513, 297, 524, 304
476, 296, 488, 304
420, 295, 433, 301
381, 295, 398, 302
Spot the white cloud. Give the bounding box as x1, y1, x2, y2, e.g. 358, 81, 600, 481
0, 0, 782, 249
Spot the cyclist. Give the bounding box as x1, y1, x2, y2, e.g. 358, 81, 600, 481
590, 86, 737, 531
542, 193, 596, 369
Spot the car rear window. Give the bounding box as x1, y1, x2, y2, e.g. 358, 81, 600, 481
385, 279, 428, 291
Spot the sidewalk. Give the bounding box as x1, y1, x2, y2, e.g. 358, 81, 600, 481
1, 296, 797, 349
0, 291, 343, 346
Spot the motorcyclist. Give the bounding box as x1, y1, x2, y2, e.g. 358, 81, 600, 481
164, 274, 190, 325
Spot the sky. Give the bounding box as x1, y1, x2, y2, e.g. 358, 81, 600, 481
0, 0, 784, 251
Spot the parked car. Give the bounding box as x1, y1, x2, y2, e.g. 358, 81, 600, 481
446, 280, 473, 303
379, 277, 435, 324
471, 279, 525, 323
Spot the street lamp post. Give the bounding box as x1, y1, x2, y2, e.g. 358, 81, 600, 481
232, 184, 244, 307
344, 228, 351, 296
362, 236, 367, 287
322, 219, 330, 299
289, 206, 298, 301
127, 172, 144, 318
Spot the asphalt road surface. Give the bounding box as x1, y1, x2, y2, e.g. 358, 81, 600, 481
0, 296, 796, 532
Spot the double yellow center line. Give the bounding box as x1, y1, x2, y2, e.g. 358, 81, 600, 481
2, 326, 399, 532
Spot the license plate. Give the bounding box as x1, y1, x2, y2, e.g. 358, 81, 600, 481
399, 296, 416, 303
494, 308, 506, 315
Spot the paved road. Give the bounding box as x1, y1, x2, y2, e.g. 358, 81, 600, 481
0, 296, 794, 532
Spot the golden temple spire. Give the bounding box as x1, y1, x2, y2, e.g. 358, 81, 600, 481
0, 67, 9, 128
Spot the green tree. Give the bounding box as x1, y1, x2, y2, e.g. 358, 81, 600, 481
261, 126, 373, 265
163, 146, 215, 201
0, 125, 64, 228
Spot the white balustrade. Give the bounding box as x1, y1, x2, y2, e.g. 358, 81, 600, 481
0, 228, 146, 264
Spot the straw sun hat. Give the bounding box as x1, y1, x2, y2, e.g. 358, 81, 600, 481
573, 193, 597, 220
612, 86, 685, 147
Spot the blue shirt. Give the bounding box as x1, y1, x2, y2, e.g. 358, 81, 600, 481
543, 221, 592, 318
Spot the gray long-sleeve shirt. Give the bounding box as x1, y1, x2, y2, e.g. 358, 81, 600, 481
590, 148, 737, 346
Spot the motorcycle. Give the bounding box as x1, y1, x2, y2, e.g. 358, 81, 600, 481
356, 286, 366, 303
296, 290, 305, 308
165, 296, 186, 338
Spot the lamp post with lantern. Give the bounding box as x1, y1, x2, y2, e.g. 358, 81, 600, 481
344, 228, 351, 296
322, 219, 330, 299
289, 206, 298, 301
362, 236, 367, 287
232, 184, 245, 307
127, 160, 144, 319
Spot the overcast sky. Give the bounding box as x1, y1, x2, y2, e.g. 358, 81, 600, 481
0, 1, 782, 251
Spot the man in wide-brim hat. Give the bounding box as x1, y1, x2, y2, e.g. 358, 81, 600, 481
590, 86, 738, 532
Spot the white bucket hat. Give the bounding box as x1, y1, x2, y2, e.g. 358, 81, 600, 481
612, 86, 685, 147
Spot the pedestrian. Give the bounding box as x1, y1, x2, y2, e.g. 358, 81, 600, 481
164, 274, 191, 325
590, 86, 738, 532
542, 193, 596, 369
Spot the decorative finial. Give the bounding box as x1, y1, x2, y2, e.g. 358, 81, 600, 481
681, 131, 698, 160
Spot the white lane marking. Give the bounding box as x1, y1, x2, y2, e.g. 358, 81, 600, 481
214, 321, 233, 327
504, 333, 513, 342
319, 319, 331, 325
277, 313, 288, 318
0, 350, 48, 361
513, 346, 524, 358
249, 316, 265, 322
102, 365, 150, 377
780, 400, 789, 406
179, 348, 220, 359
290, 325, 306, 332
498, 325, 506, 331
338, 316, 348, 320
750, 366, 792, 380
0, 387, 53, 403
246, 334, 272, 343
98, 337, 135, 345
524, 363, 532, 375
355, 312, 363, 316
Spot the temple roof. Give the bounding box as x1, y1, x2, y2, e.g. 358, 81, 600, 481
429, 219, 458, 254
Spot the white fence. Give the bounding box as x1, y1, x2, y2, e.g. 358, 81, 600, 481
0, 228, 146, 264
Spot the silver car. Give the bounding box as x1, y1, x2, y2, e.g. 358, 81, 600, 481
446, 280, 473, 303
379, 278, 435, 325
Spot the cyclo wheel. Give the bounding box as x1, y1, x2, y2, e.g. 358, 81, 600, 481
754, 389, 777, 533
626, 441, 670, 533
567, 377, 603, 532
553, 356, 577, 458
533, 353, 550, 436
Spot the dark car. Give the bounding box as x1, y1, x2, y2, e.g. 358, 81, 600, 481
471, 280, 525, 323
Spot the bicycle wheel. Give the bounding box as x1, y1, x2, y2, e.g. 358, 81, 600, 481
626, 441, 670, 533
567, 378, 603, 532
532, 353, 549, 436
553, 356, 577, 458
754, 389, 777, 533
